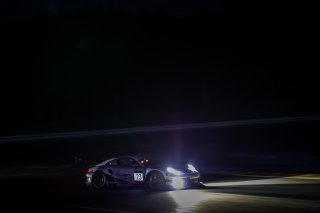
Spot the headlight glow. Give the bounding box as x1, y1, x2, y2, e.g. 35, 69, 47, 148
167, 167, 184, 176
188, 164, 197, 172
171, 177, 184, 189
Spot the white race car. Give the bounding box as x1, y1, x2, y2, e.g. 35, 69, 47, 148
85, 155, 201, 190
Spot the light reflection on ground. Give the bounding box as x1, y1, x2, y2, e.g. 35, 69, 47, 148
168, 189, 214, 212
204, 177, 320, 187
166, 177, 320, 212
167, 189, 320, 213
114, 177, 320, 213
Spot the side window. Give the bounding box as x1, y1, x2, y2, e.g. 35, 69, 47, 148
107, 159, 118, 166
118, 157, 137, 167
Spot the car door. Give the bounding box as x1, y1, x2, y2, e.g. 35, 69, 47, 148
112, 157, 143, 184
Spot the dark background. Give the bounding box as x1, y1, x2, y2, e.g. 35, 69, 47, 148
1, 0, 319, 171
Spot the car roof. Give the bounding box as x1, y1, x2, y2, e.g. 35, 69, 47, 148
99, 155, 140, 164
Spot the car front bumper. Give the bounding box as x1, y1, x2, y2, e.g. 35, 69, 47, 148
166, 172, 200, 189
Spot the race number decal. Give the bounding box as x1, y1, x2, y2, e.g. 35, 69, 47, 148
134, 173, 144, 181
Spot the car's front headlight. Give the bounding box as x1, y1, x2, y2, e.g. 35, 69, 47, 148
167, 167, 184, 176
187, 164, 198, 172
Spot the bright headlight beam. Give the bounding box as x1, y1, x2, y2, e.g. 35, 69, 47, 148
167, 167, 184, 176
188, 164, 197, 172
171, 177, 185, 189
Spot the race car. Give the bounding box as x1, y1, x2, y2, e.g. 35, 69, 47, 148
85, 155, 201, 190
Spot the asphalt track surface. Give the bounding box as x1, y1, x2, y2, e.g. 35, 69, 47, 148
2, 171, 320, 213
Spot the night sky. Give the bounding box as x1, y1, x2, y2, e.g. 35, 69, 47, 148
1, 1, 319, 169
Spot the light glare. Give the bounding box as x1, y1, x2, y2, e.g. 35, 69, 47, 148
171, 177, 184, 189
167, 167, 184, 176
187, 164, 197, 172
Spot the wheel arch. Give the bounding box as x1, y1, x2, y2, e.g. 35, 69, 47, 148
92, 170, 115, 187
146, 169, 166, 180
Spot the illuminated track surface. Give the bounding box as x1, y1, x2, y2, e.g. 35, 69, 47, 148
2, 172, 320, 213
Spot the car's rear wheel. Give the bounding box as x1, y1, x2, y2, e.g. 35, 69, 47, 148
146, 171, 165, 190
92, 171, 106, 189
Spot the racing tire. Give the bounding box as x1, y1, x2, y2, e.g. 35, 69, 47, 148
92, 171, 107, 189
146, 171, 166, 190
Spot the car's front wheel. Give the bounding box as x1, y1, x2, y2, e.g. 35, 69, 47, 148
146, 171, 165, 190
92, 171, 106, 189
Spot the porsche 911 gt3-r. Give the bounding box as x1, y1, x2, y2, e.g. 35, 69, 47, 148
85, 155, 200, 190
